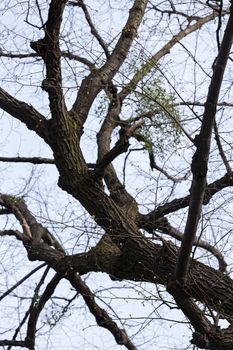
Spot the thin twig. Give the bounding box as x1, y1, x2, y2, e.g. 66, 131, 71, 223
0, 263, 47, 302
75, 0, 110, 58
214, 120, 232, 174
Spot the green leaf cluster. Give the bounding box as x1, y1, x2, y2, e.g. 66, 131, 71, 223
133, 78, 181, 157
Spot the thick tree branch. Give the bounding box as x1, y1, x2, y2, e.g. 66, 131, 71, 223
0, 229, 22, 240
0, 88, 49, 141
30, 0, 67, 122
10, 226, 233, 350
139, 216, 227, 271
94, 121, 143, 179
70, 0, 148, 126
96, 90, 138, 218
0, 340, 30, 348
27, 235, 233, 323
0, 194, 64, 251
174, 4, 233, 283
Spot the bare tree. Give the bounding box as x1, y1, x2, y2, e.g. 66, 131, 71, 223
1, 0, 233, 349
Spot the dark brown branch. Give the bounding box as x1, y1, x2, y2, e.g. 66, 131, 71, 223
96, 86, 138, 218
139, 216, 227, 272
0, 209, 11, 214
0, 156, 55, 164
8, 266, 50, 350
76, 0, 110, 58
176, 101, 233, 107
166, 281, 214, 348
0, 195, 32, 239
65, 273, 138, 350
93, 137, 129, 179
30, 0, 67, 122
174, 4, 233, 283
26, 273, 62, 348
22, 236, 233, 349
141, 171, 233, 220
0, 229, 22, 240
0, 88, 49, 141
100, 0, 148, 79
149, 158, 191, 183
0, 194, 64, 251
0, 156, 95, 169
19, 230, 233, 338
62, 51, 95, 68
0, 340, 29, 348
70, 0, 148, 126
52, 236, 233, 322
93, 122, 143, 179
0, 51, 38, 59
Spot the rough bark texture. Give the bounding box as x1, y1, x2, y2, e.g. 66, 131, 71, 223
1, 1, 233, 349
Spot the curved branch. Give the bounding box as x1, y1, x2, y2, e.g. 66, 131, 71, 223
96, 86, 139, 216
66, 273, 138, 350
141, 171, 233, 220
0, 194, 64, 251
0, 88, 49, 141
93, 121, 143, 179
0, 195, 32, 239
149, 159, 191, 183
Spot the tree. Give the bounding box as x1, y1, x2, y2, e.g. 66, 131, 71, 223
0, 0, 233, 349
